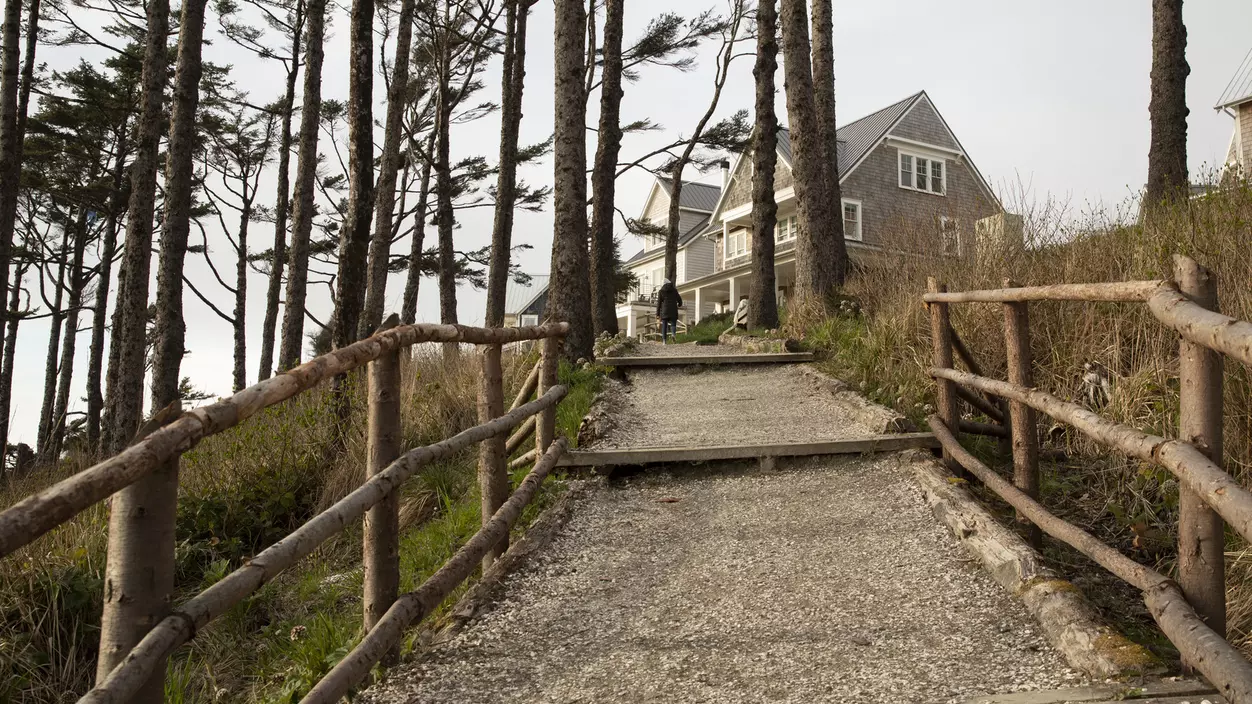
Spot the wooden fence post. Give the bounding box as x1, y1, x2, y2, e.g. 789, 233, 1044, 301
927, 278, 960, 474
536, 334, 560, 454
479, 343, 507, 569
364, 314, 401, 663
1003, 279, 1042, 550
96, 401, 182, 701
1175, 254, 1226, 651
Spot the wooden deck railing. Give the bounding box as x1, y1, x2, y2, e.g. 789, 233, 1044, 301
0, 316, 571, 704
924, 255, 1252, 702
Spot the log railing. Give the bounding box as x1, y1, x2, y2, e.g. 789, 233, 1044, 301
0, 316, 571, 704
923, 255, 1252, 702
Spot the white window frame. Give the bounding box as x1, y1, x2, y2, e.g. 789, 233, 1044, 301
725, 228, 748, 262
520, 314, 539, 327
898, 149, 946, 196
841, 199, 863, 241
939, 215, 960, 256
774, 216, 796, 243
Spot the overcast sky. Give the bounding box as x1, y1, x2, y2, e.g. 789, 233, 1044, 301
8, 0, 1251, 445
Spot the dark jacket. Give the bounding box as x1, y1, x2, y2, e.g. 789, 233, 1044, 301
656, 282, 682, 320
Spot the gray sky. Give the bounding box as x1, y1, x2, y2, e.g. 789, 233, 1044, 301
9, 0, 1251, 445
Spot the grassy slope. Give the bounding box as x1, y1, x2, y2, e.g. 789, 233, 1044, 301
1, 352, 602, 703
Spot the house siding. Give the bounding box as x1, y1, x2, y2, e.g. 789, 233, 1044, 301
1241, 103, 1252, 170
678, 209, 706, 234
888, 97, 960, 151
685, 238, 716, 281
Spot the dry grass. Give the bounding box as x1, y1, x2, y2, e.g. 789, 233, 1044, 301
801, 180, 1252, 659
0, 344, 598, 703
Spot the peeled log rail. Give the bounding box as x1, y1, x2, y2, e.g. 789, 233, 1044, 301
956, 385, 1005, 424
0, 321, 569, 558
922, 280, 1164, 304
505, 415, 536, 457
1149, 284, 1252, 370
928, 415, 1252, 703
83, 387, 568, 704
300, 437, 570, 704
959, 419, 1009, 438
508, 448, 537, 470
929, 367, 1252, 546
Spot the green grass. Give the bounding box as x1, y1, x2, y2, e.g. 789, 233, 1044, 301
672, 313, 731, 345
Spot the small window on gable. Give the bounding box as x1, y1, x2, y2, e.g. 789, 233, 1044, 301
842, 200, 862, 241
900, 150, 946, 195
520, 314, 539, 327
939, 216, 960, 256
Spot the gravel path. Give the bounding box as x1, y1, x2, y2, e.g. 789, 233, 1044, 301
587, 364, 869, 449
361, 457, 1086, 704
625, 342, 743, 357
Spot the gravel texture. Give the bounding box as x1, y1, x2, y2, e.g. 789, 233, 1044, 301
362, 457, 1087, 704
625, 341, 743, 357
587, 364, 872, 449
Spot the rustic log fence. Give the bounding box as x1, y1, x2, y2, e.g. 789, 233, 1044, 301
0, 317, 570, 704
923, 254, 1252, 702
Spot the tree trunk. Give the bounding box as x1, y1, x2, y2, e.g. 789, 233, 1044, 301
233, 196, 252, 391
485, 0, 534, 328
150, 0, 209, 411
809, 0, 846, 286
0, 0, 24, 368
747, 0, 779, 331
332, 0, 376, 350
360, 0, 416, 337
779, 0, 836, 315
258, 0, 305, 382
86, 123, 130, 453
37, 225, 70, 464
51, 209, 90, 458
1145, 0, 1189, 212
435, 65, 458, 351
102, 0, 171, 453
400, 130, 435, 325
548, 0, 593, 361
0, 261, 20, 459
588, 0, 624, 336
279, 0, 327, 370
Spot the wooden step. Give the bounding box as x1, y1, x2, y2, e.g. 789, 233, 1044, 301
599, 352, 814, 367
961, 681, 1222, 704
556, 433, 938, 467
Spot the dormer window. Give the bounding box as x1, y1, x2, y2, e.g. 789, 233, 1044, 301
899, 151, 945, 195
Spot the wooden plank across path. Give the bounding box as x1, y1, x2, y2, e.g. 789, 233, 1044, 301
557, 433, 939, 467
598, 352, 814, 366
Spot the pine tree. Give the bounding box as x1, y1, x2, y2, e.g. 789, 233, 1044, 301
747, 0, 779, 330
1145, 0, 1189, 213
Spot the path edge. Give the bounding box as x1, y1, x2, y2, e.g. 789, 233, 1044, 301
796, 365, 918, 433
903, 449, 1164, 680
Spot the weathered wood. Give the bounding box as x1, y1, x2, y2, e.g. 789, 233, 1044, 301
930, 415, 1252, 700
82, 387, 567, 704
537, 335, 559, 454
961, 680, 1220, 704
928, 278, 960, 474
507, 448, 537, 470
956, 384, 1006, 424
930, 367, 1252, 547
0, 321, 569, 558
952, 324, 1012, 450
923, 280, 1164, 304
363, 315, 400, 663
508, 360, 541, 412
95, 402, 181, 702
478, 343, 508, 569
299, 437, 570, 704
556, 434, 940, 467
1173, 255, 1226, 648
950, 326, 984, 376
959, 419, 1009, 438
1003, 284, 1041, 549
598, 352, 814, 366
1149, 283, 1252, 368
505, 415, 536, 457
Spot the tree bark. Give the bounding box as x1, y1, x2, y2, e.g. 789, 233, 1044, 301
258, 0, 305, 382
50, 209, 91, 459
485, 0, 534, 328
747, 0, 779, 331
332, 0, 377, 350
435, 65, 458, 347
102, 0, 171, 453
360, 0, 416, 337
1145, 0, 1189, 213
809, 0, 846, 286
150, 0, 209, 412
87, 121, 130, 454
548, 0, 593, 361
0, 0, 21, 358
400, 130, 436, 325
0, 262, 20, 460
588, 0, 624, 336
279, 0, 327, 370
779, 0, 836, 314
232, 190, 253, 392
37, 226, 70, 464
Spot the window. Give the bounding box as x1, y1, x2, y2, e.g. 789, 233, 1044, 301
841, 200, 862, 241
939, 216, 960, 256
520, 314, 539, 327
899, 151, 945, 195
775, 216, 796, 242
726, 228, 748, 259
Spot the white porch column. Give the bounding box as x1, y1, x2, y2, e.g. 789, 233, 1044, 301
694, 287, 703, 323
626, 307, 636, 339
728, 276, 738, 308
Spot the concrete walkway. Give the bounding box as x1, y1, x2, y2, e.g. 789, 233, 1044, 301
360, 348, 1092, 703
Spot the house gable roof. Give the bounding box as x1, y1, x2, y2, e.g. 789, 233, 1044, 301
656, 179, 722, 212
622, 213, 711, 266
505, 274, 550, 316
1217, 47, 1252, 109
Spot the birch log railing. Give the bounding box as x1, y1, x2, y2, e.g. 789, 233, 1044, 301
923, 255, 1252, 702
0, 316, 570, 704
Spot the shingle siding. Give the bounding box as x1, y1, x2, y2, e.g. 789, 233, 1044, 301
1241, 103, 1252, 170
887, 97, 959, 151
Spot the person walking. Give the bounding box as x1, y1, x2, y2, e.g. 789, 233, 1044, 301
656, 279, 683, 343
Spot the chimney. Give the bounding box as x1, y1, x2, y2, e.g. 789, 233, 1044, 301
720, 160, 731, 188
